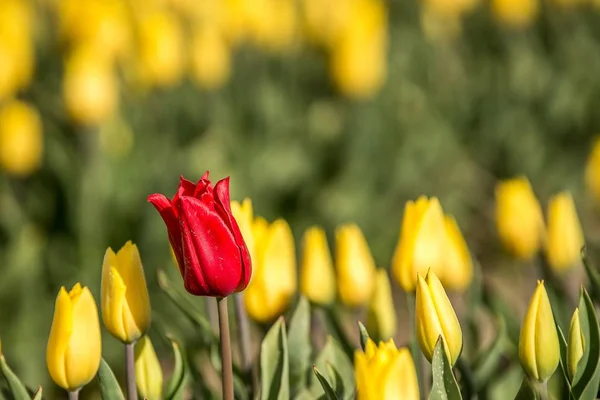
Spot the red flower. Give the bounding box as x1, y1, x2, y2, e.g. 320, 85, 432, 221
148, 172, 252, 297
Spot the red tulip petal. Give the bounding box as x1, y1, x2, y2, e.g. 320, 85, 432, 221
172, 177, 197, 211
148, 193, 184, 274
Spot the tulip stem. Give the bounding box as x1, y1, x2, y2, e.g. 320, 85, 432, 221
234, 293, 258, 395
68, 389, 80, 400
125, 342, 137, 400
217, 297, 234, 400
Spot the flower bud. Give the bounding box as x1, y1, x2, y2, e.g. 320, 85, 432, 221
355, 338, 419, 400
585, 137, 600, 204
415, 270, 462, 366
366, 269, 396, 341
47, 284, 102, 391
335, 224, 376, 307
545, 192, 584, 273
518, 281, 560, 382
300, 226, 336, 305
135, 336, 163, 400
190, 24, 231, 90
495, 177, 545, 260
567, 308, 585, 381
491, 0, 539, 29
101, 241, 151, 343
0, 100, 42, 176
443, 215, 473, 291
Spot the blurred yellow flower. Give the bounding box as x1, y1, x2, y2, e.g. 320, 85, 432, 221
0, 0, 34, 97
421, 0, 479, 17
190, 25, 231, 90
415, 270, 462, 366
491, 0, 539, 29
0, 101, 43, 176
245, 0, 298, 52
244, 218, 297, 323
137, 12, 184, 88
231, 198, 255, 263
336, 223, 376, 307
392, 196, 447, 292
443, 215, 473, 291
63, 47, 118, 125
545, 192, 584, 273
300, 226, 336, 305
519, 281, 559, 382
135, 336, 163, 400
495, 177, 545, 260
47, 284, 102, 391
567, 308, 584, 381
366, 269, 396, 341
355, 338, 419, 400
101, 241, 151, 344
585, 137, 600, 204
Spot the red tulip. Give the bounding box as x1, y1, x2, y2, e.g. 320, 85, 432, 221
148, 172, 252, 297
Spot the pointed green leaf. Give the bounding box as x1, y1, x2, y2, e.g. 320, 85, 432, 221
555, 321, 573, 394
514, 377, 539, 400
429, 337, 462, 400
0, 356, 30, 400
357, 322, 369, 351
97, 359, 125, 400
311, 336, 354, 399
571, 288, 600, 400
288, 297, 312, 396
312, 366, 339, 400
31, 386, 42, 400
165, 337, 188, 400
260, 317, 290, 400
326, 362, 346, 399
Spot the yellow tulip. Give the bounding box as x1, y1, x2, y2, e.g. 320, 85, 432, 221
190, 24, 231, 90
443, 216, 473, 291
567, 308, 584, 381
415, 270, 462, 366
301, 0, 355, 48
47, 284, 102, 391
335, 224, 376, 307
491, 0, 539, 29
244, 218, 297, 323
245, 0, 298, 52
0, 101, 43, 176
495, 177, 545, 260
518, 281, 559, 382
63, 47, 118, 125
300, 226, 336, 305
355, 338, 419, 400
231, 198, 255, 263
586, 137, 600, 204
135, 336, 163, 400
545, 192, 585, 273
392, 196, 447, 292
366, 269, 396, 341
421, 0, 479, 17
101, 241, 151, 343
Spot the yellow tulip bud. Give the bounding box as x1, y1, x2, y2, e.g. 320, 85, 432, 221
568, 308, 584, 381
190, 25, 231, 90
300, 226, 336, 305
392, 196, 447, 292
491, 0, 539, 29
335, 223, 376, 307
518, 281, 560, 382
415, 270, 462, 366
355, 338, 419, 400
231, 198, 255, 264
495, 177, 545, 260
135, 336, 163, 400
366, 269, 396, 341
46, 284, 102, 391
443, 215, 473, 291
245, 0, 297, 53
0, 101, 43, 176
545, 192, 584, 273
244, 219, 297, 323
101, 241, 151, 343
585, 137, 600, 204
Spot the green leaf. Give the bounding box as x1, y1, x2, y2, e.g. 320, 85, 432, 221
571, 287, 600, 400
555, 322, 573, 394
31, 386, 42, 400
260, 317, 290, 400
97, 358, 125, 400
357, 322, 369, 351
326, 363, 346, 399
581, 247, 600, 302
472, 315, 507, 388
429, 337, 462, 400
311, 336, 354, 400
312, 366, 339, 400
514, 377, 539, 400
288, 297, 312, 397
319, 306, 355, 361
165, 337, 188, 400
0, 356, 31, 400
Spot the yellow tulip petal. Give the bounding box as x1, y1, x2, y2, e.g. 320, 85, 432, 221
46, 287, 73, 390
300, 226, 336, 305
443, 216, 473, 291
336, 224, 376, 306
415, 274, 444, 362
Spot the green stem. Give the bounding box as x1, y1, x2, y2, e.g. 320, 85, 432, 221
406, 292, 426, 399
217, 297, 234, 400
455, 357, 476, 400
68, 389, 80, 400
533, 380, 550, 400
125, 342, 137, 400
234, 293, 258, 395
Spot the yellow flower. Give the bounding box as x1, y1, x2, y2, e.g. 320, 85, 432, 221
545, 192, 584, 273
415, 270, 462, 366
491, 0, 539, 29
335, 224, 376, 307
443, 216, 473, 291
301, 0, 354, 48
63, 47, 118, 125
392, 196, 447, 292
355, 338, 419, 400
518, 281, 559, 382
244, 218, 297, 323
101, 241, 151, 343
300, 226, 336, 305
190, 24, 231, 90
421, 0, 479, 17
586, 137, 600, 203
46, 284, 102, 391
495, 177, 545, 260
366, 269, 396, 341
231, 198, 255, 263
0, 101, 42, 176
245, 0, 298, 52
135, 336, 163, 400
567, 308, 584, 381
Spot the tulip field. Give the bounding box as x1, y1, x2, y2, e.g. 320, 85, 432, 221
4, 0, 600, 399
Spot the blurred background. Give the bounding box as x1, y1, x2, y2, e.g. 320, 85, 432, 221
2, 0, 600, 397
